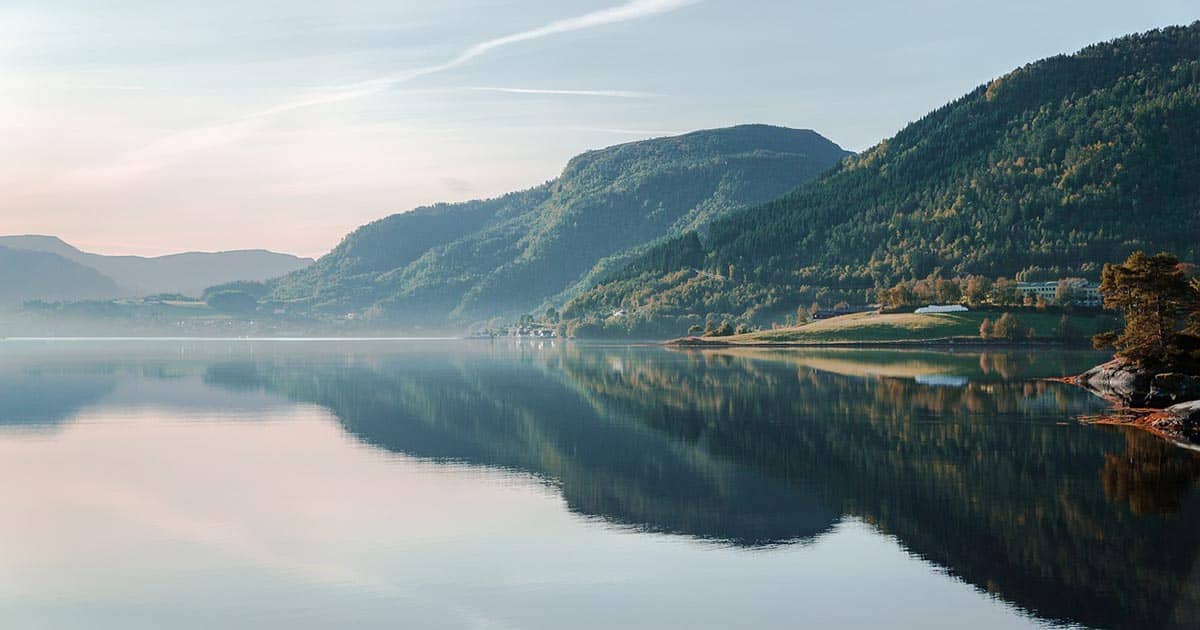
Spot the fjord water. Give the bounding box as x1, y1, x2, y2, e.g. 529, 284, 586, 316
1, 341, 1198, 629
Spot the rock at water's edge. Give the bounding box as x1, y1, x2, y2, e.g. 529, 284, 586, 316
1149, 373, 1200, 406
1146, 400, 1200, 443
1075, 359, 1200, 408
1075, 359, 1153, 406
1073, 357, 1200, 443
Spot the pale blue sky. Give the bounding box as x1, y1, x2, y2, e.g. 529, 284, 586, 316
2, 0, 1196, 257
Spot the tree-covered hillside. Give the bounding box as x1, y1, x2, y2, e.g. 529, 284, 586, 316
564, 23, 1200, 336
264, 125, 850, 324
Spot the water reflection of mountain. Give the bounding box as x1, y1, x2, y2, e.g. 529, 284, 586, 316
202, 354, 839, 547
6, 342, 1198, 629
203, 346, 1200, 630
0, 343, 209, 428
0, 346, 291, 427
556, 347, 1200, 630
0, 363, 117, 428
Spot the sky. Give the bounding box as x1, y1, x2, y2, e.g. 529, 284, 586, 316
2, 1, 1196, 258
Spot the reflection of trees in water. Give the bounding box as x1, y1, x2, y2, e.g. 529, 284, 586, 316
972, 350, 1092, 380
201, 356, 838, 547
977, 351, 1021, 379
555, 346, 1200, 630
1103, 431, 1200, 515
193, 345, 1200, 630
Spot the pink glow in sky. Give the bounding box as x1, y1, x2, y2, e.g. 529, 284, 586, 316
2, 0, 1195, 257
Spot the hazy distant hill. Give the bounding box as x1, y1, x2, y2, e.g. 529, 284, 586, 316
0, 246, 121, 305
563, 22, 1200, 336
266, 125, 850, 323
0, 235, 313, 297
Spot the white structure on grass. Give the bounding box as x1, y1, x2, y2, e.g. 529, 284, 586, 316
914, 304, 969, 314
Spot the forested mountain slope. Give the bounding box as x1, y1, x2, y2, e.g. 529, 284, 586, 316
564, 23, 1200, 336
265, 125, 850, 324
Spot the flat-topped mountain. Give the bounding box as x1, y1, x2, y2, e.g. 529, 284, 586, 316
264, 125, 850, 324
0, 235, 313, 298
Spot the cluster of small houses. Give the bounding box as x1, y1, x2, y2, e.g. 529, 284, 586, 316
468, 326, 558, 338
507, 326, 557, 338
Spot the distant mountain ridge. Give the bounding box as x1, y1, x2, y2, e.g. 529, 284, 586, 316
265, 124, 850, 324
0, 246, 121, 305
0, 235, 313, 298
562, 22, 1200, 336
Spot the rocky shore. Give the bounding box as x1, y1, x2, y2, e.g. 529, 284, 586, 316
1068, 358, 1200, 444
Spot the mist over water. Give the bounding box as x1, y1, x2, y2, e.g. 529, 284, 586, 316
0, 340, 1197, 629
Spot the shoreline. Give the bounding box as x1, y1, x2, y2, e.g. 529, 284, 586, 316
665, 335, 1091, 350
669, 336, 1200, 447
1055, 369, 1200, 446
1076, 406, 1200, 450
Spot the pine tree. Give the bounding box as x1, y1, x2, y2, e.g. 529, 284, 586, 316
1093, 251, 1200, 368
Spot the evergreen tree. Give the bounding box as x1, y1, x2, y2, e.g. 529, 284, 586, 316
1093, 251, 1200, 369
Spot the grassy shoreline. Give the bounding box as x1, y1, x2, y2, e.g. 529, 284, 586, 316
669, 336, 1095, 349
669, 311, 1115, 347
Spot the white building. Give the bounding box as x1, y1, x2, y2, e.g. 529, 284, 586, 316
1015, 280, 1101, 307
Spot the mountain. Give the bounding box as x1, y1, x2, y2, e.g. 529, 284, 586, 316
264, 125, 850, 324
0, 235, 313, 297
563, 22, 1200, 337
0, 246, 121, 305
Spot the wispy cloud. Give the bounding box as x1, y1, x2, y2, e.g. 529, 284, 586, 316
66, 0, 699, 187
468, 87, 657, 98
440, 0, 698, 69
260, 0, 696, 113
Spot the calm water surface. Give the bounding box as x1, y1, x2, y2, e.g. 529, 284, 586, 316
0, 340, 1198, 629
